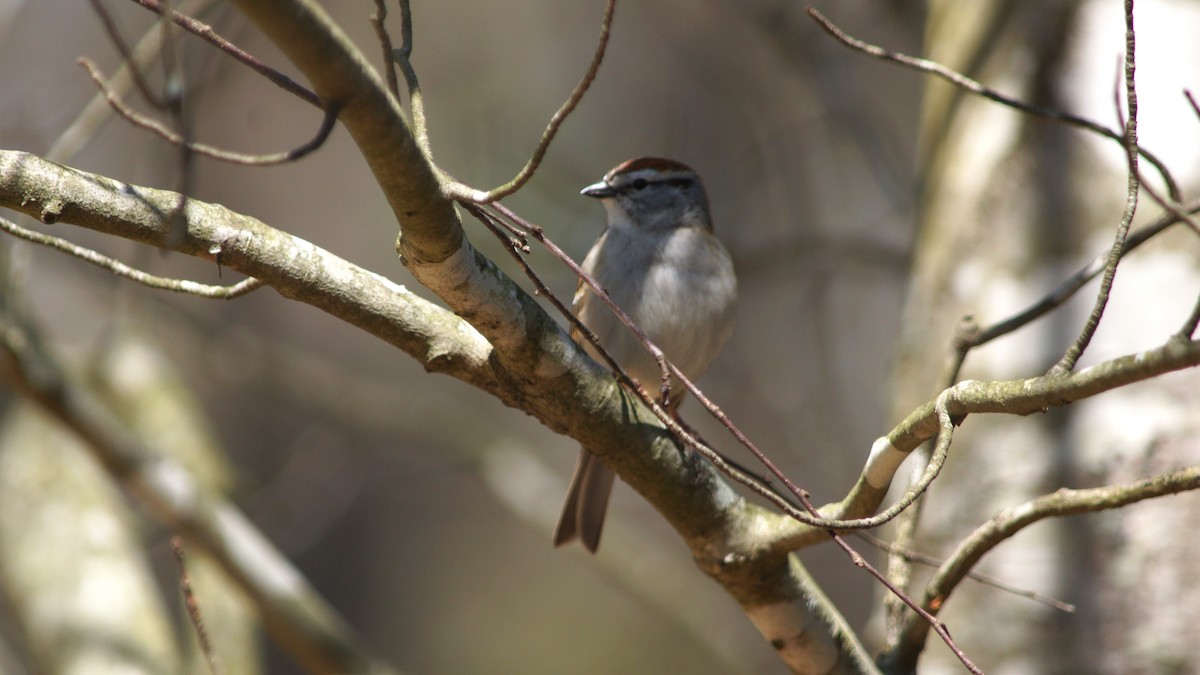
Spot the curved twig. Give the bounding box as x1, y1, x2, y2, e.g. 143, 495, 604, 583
131, 0, 321, 107
0, 215, 263, 299
886, 465, 1200, 668
171, 538, 225, 675
805, 6, 1180, 201
858, 533, 1076, 613
370, 0, 400, 99
1052, 0, 1140, 373
448, 0, 617, 202
80, 59, 339, 166
391, 0, 432, 158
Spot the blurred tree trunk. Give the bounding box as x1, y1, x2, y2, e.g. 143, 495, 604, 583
885, 1, 1200, 672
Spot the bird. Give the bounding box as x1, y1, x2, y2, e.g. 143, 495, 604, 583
554, 157, 737, 553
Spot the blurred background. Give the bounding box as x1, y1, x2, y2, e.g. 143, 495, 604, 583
1, 1, 1198, 674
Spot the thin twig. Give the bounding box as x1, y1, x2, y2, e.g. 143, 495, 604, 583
52, 0, 221, 162
171, 537, 225, 675
0, 216, 263, 299
805, 6, 1180, 201
130, 0, 321, 107
817, 399, 981, 674
1185, 89, 1200, 122
97, 0, 193, 245
392, 0, 432, 158
370, 0, 400, 99
1177, 294, 1200, 339
830, 533, 982, 675
1136, 170, 1200, 237
450, 0, 618, 202
889, 465, 1200, 667
79, 59, 339, 166
1052, 0, 1140, 373
857, 533, 1077, 613
90, 0, 169, 108
936, 202, 1200, 387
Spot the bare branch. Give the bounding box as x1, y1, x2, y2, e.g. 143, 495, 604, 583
976, 209, 1192, 343
805, 6, 1181, 201
370, 0, 400, 100
859, 533, 1077, 613
0, 150, 495, 389
763, 334, 1200, 547
391, 0, 432, 158
130, 0, 321, 107
51, 0, 222, 162
1136, 171, 1200, 238
1179, 293, 1200, 339
79, 58, 339, 165
90, 0, 170, 108
886, 465, 1200, 668
450, 0, 617, 202
0, 215, 262, 299
1052, 0, 1141, 373
0, 310, 400, 674
171, 537, 225, 675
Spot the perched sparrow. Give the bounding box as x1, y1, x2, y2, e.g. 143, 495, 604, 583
554, 157, 737, 553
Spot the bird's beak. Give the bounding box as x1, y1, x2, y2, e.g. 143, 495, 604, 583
580, 180, 616, 198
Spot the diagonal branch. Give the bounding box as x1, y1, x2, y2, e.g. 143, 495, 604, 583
805, 6, 1179, 200
1051, 0, 1141, 374
0, 215, 262, 299
453, 0, 617, 202
80, 58, 340, 166
766, 333, 1200, 550
0, 308, 398, 675
130, 0, 321, 107
886, 465, 1200, 669
0, 148, 882, 675
0, 150, 496, 391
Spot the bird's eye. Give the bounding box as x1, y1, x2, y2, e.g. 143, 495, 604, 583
631, 178, 648, 190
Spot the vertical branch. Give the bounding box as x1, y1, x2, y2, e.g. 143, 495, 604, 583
172, 537, 225, 675
370, 0, 400, 99
1052, 0, 1140, 373
392, 0, 432, 158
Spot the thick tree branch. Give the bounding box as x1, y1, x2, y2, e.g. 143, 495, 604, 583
0, 149, 885, 674
225, 0, 458, 265
0, 150, 495, 391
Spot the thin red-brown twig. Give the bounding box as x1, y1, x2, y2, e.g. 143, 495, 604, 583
130, 0, 321, 107
484, 202, 980, 534
449, 0, 618, 202
171, 537, 225, 675
79, 59, 339, 166
857, 532, 1077, 613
